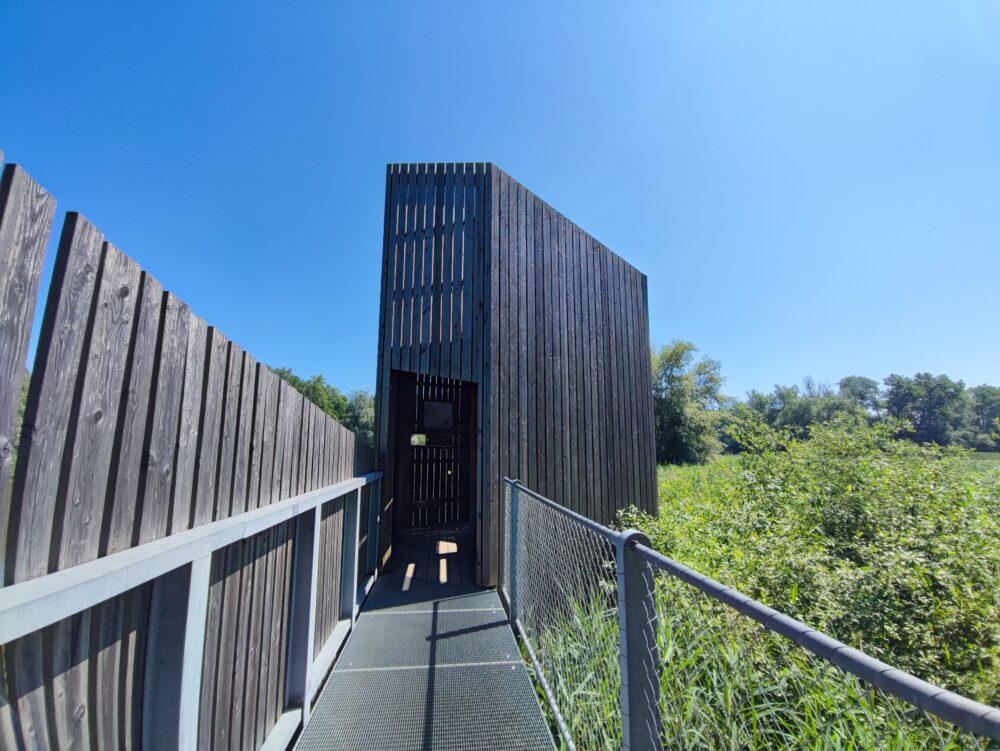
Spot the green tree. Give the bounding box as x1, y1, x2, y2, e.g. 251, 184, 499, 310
744, 379, 859, 435
342, 390, 375, 448
651, 340, 725, 464
884, 373, 968, 446
969, 385, 1000, 450
838, 375, 883, 418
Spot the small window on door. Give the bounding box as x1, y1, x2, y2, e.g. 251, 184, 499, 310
410, 433, 427, 446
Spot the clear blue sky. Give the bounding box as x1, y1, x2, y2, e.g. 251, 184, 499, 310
2, 2, 997, 398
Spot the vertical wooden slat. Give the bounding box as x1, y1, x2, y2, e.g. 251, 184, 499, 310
215, 342, 243, 520
170, 315, 207, 533
0, 164, 56, 569
103, 273, 163, 556
54, 242, 140, 570
7, 213, 102, 582
191, 327, 226, 528
137, 294, 190, 545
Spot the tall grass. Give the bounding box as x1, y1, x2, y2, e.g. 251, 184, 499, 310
522, 419, 1000, 749
532, 577, 987, 750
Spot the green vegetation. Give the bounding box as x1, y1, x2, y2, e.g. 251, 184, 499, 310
532, 418, 1000, 749
272, 366, 374, 447
652, 340, 1000, 465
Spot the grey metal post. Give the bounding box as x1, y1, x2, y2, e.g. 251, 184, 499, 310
143, 555, 211, 751
340, 488, 361, 626
286, 506, 320, 723
617, 530, 662, 751
366, 477, 381, 577
508, 481, 521, 626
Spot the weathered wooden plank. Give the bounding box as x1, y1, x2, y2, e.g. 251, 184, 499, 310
497, 173, 510, 509
92, 593, 123, 750
215, 342, 243, 520
420, 165, 437, 375
137, 294, 190, 545
256, 368, 279, 508
242, 531, 267, 747
450, 165, 464, 379
253, 528, 276, 748
191, 327, 226, 528
526, 193, 540, 491
229, 535, 256, 748
0, 164, 56, 567
460, 164, 475, 382
103, 273, 163, 556
211, 543, 242, 749
51, 610, 91, 749
56, 242, 141, 571
486, 163, 500, 584
197, 552, 226, 749
121, 583, 150, 750
170, 315, 207, 533
516, 183, 529, 485
7, 213, 103, 582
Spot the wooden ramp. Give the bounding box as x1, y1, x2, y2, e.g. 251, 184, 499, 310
296, 571, 555, 751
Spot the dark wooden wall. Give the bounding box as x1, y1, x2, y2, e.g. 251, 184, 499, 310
374, 163, 656, 587
0, 156, 376, 750
373, 163, 492, 580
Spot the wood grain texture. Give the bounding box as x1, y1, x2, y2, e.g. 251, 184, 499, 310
6, 213, 103, 583
0, 164, 56, 564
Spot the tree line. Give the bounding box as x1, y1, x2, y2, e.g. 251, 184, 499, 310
653, 340, 1000, 465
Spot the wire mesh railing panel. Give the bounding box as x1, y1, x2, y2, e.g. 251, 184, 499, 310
504, 482, 623, 750
638, 559, 994, 750
501, 479, 1000, 751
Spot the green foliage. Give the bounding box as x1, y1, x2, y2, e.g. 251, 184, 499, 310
744, 379, 862, 436
651, 341, 725, 465
272, 366, 374, 448
885, 373, 971, 447
650, 339, 1000, 459
536, 578, 978, 750
623, 418, 1000, 707
529, 419, 999, 747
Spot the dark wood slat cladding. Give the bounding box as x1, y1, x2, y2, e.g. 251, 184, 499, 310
376, 163, 656, 587
0, 158, 375, 750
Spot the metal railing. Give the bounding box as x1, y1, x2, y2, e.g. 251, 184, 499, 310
499, 477, 1000, 751
0, 471, 382, 750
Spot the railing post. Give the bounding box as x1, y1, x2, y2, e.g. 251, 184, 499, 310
508, 481, 521, 626
286, 505, 320, 724
617, 530, 662, 751
366, 477, 381, 578
340, 488, 361, 626
143, 554, 211, 751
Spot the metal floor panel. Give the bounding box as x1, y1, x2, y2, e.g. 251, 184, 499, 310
297, 575, 555, 751
362, 574, 501, 613
338, 610, 516, 669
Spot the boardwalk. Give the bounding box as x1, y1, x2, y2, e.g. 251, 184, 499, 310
296, 529, 554, 751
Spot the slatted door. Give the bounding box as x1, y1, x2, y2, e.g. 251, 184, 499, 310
397, 373, 473, 529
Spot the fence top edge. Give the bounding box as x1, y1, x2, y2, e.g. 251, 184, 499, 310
0, 471, 382, 643
503, 477, 626, 543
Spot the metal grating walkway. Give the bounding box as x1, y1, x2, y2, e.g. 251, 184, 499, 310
296, 574, 556, 751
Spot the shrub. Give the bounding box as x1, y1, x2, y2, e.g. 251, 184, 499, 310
622, 417, 1000, 706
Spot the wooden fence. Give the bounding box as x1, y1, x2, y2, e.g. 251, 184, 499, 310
0, 155, 379, 750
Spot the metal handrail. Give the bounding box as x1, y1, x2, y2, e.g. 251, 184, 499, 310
633, 542, 1000, 740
